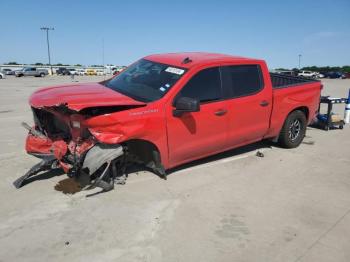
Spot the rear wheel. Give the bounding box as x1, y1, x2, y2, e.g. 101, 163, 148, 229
278, 110, 307, 148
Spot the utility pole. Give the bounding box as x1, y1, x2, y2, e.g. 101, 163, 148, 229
40, 27, 54, 75
298, 54, 302, 69
102, 38, 105, 67
102, 38, 106, 80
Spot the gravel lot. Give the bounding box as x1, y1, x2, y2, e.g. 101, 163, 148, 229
0, 76, 349, 262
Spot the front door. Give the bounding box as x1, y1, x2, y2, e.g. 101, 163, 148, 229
166, 67, 228, 167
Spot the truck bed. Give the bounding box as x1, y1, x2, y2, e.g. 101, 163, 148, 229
270, 73, 319, 89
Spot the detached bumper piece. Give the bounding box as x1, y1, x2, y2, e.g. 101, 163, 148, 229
13, 155, 58, 188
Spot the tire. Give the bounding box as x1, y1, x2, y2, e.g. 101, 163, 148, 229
0, 75, 2, 79
278, 110, 307, 148
40, 73, 45, 77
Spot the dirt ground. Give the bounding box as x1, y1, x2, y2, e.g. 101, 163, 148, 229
0, 76, 349, 262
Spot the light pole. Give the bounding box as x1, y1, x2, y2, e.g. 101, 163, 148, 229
40, 27, 54, 75
298, 54, 302, 69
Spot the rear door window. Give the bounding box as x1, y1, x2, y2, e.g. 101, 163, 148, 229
178, 67, 222, 103
221, 65, 263, 98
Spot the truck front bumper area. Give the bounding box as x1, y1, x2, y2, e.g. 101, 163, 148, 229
14, 133, 124, 192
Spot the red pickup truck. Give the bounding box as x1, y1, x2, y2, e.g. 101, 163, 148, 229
15, 53, 322, 192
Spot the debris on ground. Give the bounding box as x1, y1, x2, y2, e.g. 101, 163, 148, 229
256, 151, 264, 157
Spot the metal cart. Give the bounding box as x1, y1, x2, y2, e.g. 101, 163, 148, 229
317, 96, 347, 130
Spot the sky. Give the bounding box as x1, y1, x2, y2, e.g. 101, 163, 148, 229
0, 0, 349, 69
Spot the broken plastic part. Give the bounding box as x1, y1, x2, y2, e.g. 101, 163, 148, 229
22, 122, 46, 138
13, 155, 57, 188
82, 144, 123, 175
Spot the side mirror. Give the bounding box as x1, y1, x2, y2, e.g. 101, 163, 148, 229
173, 97, 200, 117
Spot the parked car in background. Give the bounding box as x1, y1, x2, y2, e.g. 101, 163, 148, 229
76, 69, 86, 76
56, 68, 69, 75
0, 72, 4, 79
343, 72, 350, 79
86, 69, 97, 76
15, 67, 48, 77
112, 67, 126, 75
96, 69, 105, 76
298, 70, 318, 78
68, 68, 77, 75
275, 70, 297, 76
1, 68, 15, 75
113, 70, 121, 76
324, 71, 346, 79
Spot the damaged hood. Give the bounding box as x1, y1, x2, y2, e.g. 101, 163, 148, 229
29, 82, 145, 111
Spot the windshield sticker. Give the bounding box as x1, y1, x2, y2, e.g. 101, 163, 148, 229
159, 87, 166, 92
165, 67, 185, 75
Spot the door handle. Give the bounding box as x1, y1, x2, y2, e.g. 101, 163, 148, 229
214, 109, 227, 116
260, 100, 269, 107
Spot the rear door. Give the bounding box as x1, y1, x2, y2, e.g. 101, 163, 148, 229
166, 66, 228, 167
221, 64, 272, 147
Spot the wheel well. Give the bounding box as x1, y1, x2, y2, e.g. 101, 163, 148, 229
122, 139, 165, 176
291, 106, 309, 120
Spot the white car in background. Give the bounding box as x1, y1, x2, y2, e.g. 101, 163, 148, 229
68, 68, 78, 75
0, 72, 4, 79
298, 70, 318, 78
96, 69, 105, 76
76, 69, 86, 76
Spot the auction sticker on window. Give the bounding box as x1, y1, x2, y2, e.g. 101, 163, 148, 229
165, 67, 185, 75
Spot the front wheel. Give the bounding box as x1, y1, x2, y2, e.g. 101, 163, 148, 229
40, 73, 45, 77
278, 110, 307, 148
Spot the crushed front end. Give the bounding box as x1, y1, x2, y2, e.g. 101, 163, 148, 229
15, 105, 126, 192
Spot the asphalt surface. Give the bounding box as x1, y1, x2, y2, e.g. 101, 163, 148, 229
0, 76, 349, 262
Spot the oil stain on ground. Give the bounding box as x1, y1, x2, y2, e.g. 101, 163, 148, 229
215, 214, 250, 249
215, 215, 250, 239
55, 178, 82, 194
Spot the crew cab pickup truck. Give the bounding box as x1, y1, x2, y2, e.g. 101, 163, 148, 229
15, 53, 322, 192
15, 67, 48, 77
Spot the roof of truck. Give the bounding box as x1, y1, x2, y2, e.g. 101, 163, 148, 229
144, 52, 262, 69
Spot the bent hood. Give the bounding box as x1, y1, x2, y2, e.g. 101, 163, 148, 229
29, 82, 145, 111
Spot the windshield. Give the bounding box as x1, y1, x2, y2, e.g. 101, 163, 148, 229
104, 59, 186, 102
